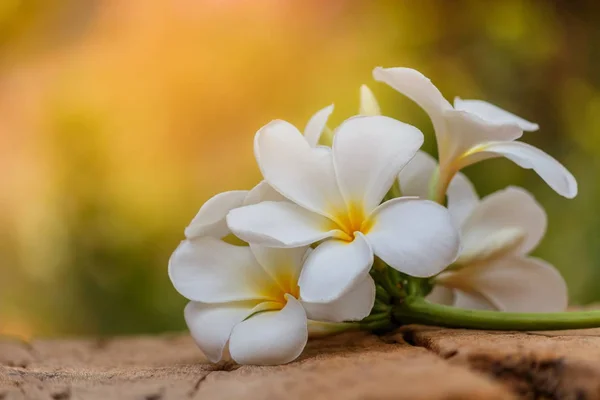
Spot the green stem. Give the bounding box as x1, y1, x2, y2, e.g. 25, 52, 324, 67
394, 297, 600, 330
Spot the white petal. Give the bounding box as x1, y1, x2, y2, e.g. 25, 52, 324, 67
169, 238, 277, 302
255, 119, 347, 218
443, 109, 523, 167
425, 285, 455, 306
229, 295, 308, 365
460, 186, 546, 263
398, 150, 479, 226
474, 141, 578, 199
304, 105, 334, 147
443, 256, 568, 312
454, 97, 539, 131
243, 180, 286, 206
397, 150, 437, 199
366, 198, 460, 277
333, 115, 423, 212
373, 67, 452, 136
446, 171, 479, 228
227, 201, 339, 248
250, 245, 308, 293
359, 84, 381, 116
453, 290, 496, 311
302, 275, 376, 322
184, 301, 256, 363
184, 190, 248, 239
299, 233, 374, 303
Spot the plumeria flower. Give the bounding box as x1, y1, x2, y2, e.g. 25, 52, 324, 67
226, 115, 461, 303
184, 104, 337, 240
169, 238, 374, 365
427, 186, 567, 312
373, 67, 577, 202
398, 151, 568, 311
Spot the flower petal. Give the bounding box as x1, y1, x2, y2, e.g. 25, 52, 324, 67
441, 256, 568, 312
227, 201, 339, 248
359, 84, 381, 116
366, 198, 460, 277
446, 171, 479, 228
474, 141, 578, 199
373, 67, 452, 135
454, 97, 539, 132
453, 290, 496, 311
425, 285, 455, 306
229, 295, 308, 365
459, 186, 546, 263
169, 237, 278, 302
304, 104, 334, 147
299, 233, 374, 303
302, 275, 376, 322
243, 180, 286, 206
255, 119, 347, 218
184, 301, 257, 363
250, 245, 308, 293
398, 150, 478, 226
397, 150, 437, 199
444, 109, 523, 167
184, 190, 248, 239
333, 115, 423, 213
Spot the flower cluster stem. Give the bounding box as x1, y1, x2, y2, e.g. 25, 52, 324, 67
394, 297, 600, 330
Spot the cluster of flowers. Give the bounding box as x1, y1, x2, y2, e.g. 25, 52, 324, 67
169, 67, 577, 366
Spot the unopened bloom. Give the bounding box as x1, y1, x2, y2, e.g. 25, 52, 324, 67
169, 238, 374, 365
359, 84, 382, 116
426, 184, 568, 312
227, 115, 461, 303
308, 84, 382, 147
373, 67, 577, 201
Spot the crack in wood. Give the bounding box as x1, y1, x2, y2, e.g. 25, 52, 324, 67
400, 327, 600, 400
187, 371, 212, 398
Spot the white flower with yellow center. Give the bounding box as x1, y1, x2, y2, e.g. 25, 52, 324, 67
373, 67, 577, 202
397, 153, 567, 311
169, 238, 374, 365
226, 115, 461, 303
184, 104, 336, 240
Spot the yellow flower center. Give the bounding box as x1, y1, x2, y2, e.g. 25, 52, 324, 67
258, 263, 301, 307
328, 201, 374, 242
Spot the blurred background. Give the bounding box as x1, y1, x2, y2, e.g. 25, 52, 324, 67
1, 0, 598, 338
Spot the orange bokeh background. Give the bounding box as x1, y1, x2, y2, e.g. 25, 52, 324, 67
1, 0, 598, 338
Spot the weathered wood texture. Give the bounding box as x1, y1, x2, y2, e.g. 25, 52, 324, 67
2, 325, 600, 399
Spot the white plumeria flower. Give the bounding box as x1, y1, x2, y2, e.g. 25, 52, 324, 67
373, 67, 577, 201
398, 152, 568, 311
169, 238, 375, 365
184, 104, 336, 240
226, 115, 461, 303
428, 187, 567, 312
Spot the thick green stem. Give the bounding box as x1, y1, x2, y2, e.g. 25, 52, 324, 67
394, 297, 600, 330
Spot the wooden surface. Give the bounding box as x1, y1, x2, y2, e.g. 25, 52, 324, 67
2, 325, 600, 399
